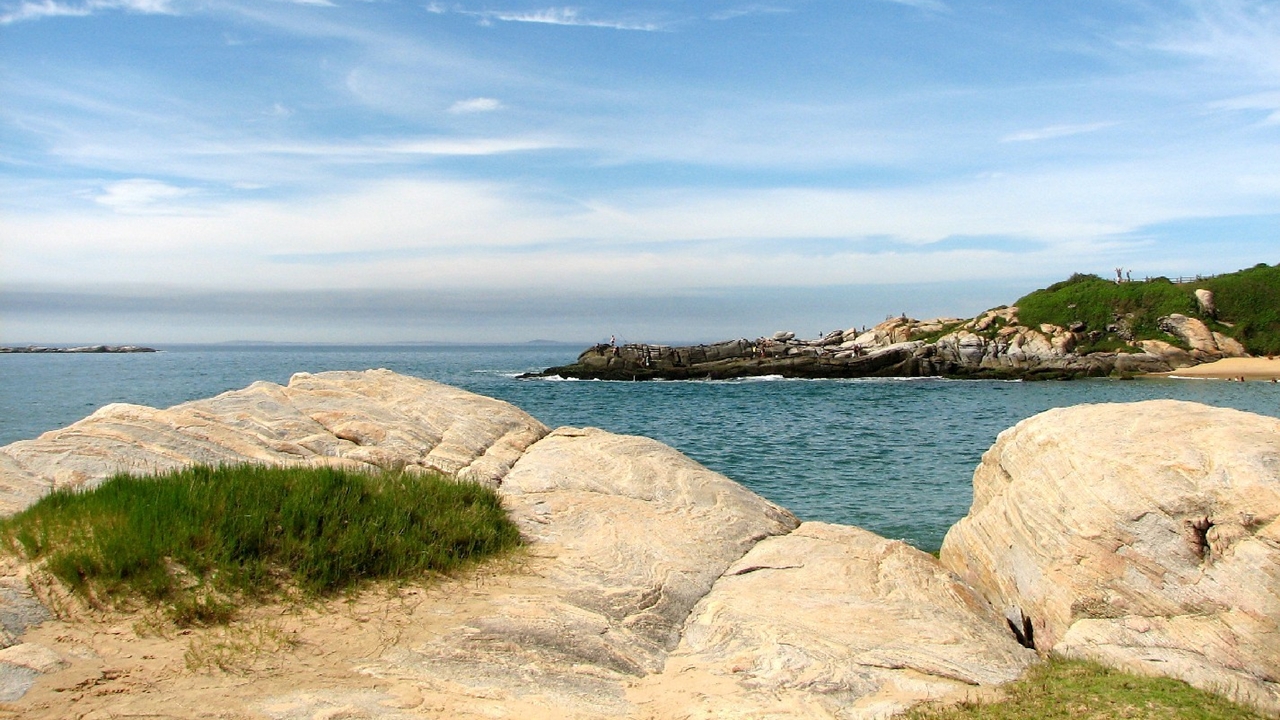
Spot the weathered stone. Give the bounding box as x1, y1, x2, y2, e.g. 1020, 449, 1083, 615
0, 643, 66, 674
345, 426, 800, 716
1195, 288, 1216, 317
1157, 314, 1247, 359
637, 523, 1035, 719
0, 370, 550, 513
941, 401, 1280, 715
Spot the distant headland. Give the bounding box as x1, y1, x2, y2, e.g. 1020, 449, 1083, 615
527, 263, 1280, 381
0, 345, 157, 354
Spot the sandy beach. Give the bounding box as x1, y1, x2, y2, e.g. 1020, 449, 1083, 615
1156, 357, 1280, 381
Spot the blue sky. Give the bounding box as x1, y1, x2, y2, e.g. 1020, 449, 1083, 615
2, 0, 1278, 343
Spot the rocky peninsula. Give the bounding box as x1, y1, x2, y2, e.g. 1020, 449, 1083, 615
529, 308, 1245, 381
0, 345, 156, 354
0, 370, 1275, 718
530, 265, 1280, 381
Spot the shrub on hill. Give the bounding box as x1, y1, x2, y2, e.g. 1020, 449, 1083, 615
1014, 262, 1280, 355
1202, 262, 1280, 356
0, 465, 521, 626
1014, 274, 1195, 352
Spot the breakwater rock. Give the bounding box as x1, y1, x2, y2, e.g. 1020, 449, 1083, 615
0, 372, 1274, 717
529, 307, 1247, 381
0, 345, 156, 353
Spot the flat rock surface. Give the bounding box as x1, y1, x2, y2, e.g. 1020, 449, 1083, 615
636, 522, 1035, 719
0, 369, 550, 514
941, 400, 1280, 714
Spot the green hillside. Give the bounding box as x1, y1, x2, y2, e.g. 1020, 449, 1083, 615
1014, 262, 1280, 356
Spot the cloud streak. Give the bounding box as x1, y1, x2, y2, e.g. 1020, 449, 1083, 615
0, 0, 174, 24
460, 6, 668, 31
1000, 122, 1117, 143
448, 97, 504, 114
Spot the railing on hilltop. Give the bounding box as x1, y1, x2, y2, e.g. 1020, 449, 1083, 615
1117, 274, 1219, 284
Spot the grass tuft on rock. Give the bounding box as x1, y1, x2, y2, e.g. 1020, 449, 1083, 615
0, 464, 521, 625
902, 657, 1270, 720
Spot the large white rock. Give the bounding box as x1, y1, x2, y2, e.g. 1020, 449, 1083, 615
941, 400, 1280, 714
637, 523, 1035, 719
0, 369, 550, 513
1157, 314, 1248, 359
346, 426, 800, 717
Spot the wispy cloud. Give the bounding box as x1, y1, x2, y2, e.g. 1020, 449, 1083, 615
1210, 90, 1280, 125
460, 6, 667, 31
0, 0, 175, 24
1150, 0, 1280, 79
448, 97, 503, 114
708, 4, 792, 21
879, 0, 948, 13
1000, 122, 1117, 143
93, 179, 195, 213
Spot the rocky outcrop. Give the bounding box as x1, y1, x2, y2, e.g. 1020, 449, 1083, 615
0, 369, 549, 514
940, 401, 1280, 714
0, 371, 1039, 719
533, 307, 1222, 381
638, 523, 1035, 718
1157, 313, 1248, 360
0, 345, 156, 353
1195, 289, 1217, 318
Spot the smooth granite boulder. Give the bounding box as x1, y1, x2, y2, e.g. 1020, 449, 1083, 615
637, 522, 1036, 719
0, 369, 550, 514
941, 400, 1280, 714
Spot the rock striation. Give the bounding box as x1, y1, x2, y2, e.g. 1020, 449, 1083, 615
639, 523, 1035, 718
530, 306, 1247, 381
940, 400, 1280, 714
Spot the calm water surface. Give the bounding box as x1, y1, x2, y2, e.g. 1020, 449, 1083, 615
3, 344, 1278, 551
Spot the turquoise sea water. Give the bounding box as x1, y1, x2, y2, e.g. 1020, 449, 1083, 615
3, 344, 1279, 551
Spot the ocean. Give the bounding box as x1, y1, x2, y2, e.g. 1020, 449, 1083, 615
3, 344, 1278, 551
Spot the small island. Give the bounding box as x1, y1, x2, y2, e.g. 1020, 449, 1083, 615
0, 345, 157, 354
528, 264, 1279, 381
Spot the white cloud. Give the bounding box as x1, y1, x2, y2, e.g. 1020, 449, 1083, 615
93, 179, 195, 213
464, 7, 666, 31
879, 0, 948, 13
8, 143, 1277, 293
448, 97, 503, 114
1151, 0, 1280, 80
708, 5, 791, 21
1210, 90, 1280, 124
1000, 122, 1117, 143
0, 0, 175, 24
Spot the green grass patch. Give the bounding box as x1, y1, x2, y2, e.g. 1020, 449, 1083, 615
1202, 262, 1280, 356
1015, 274, 1196, 342
1013, 264, 1280, 356
902, 657, 1270, 720
0, 464, 521, 625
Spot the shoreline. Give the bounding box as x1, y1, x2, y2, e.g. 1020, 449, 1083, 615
1153, 357, 1280, 381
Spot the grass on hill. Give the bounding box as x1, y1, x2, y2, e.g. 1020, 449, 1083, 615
0, 464, 521, 626
902, 657, 1270, 720
1202, 262, 1280, 356
1014, 274, 1196, 353
1014, 262, 1280, 356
